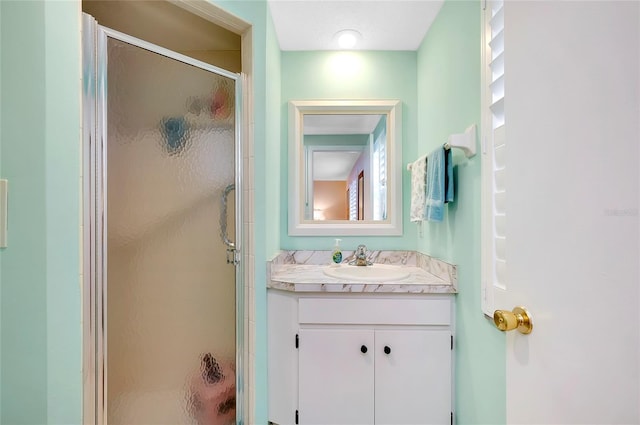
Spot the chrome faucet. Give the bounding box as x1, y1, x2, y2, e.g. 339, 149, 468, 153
350, 244, 372, 266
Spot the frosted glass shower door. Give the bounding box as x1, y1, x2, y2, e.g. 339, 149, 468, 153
105, 36, 238, 425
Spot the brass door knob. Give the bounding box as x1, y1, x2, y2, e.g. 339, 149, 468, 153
493, 306, 533, 334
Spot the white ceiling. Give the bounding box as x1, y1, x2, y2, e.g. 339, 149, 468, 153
313, 150, 364, 180
268, 0, 444, 51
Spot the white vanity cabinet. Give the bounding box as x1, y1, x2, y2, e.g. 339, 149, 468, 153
268, 292, 454, 425
298, 328, 375, 424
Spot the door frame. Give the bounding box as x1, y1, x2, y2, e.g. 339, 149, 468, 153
81, 6, 253, 424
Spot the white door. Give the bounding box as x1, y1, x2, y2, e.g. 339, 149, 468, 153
503, 1, 639, 423
298, 329, 375, 424
375, 330, 451, 425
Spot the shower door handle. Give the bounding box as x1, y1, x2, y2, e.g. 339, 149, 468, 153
220, 183, 239, 265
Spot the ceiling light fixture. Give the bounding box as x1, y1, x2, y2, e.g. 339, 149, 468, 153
335, 29, 362, 49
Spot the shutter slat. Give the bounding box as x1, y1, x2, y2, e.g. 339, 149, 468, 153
494, 168, 506, 191
491, 0, 504, 16
489, 29, 504, 57
494, 143, 506, 168
495, 259, 507, 287
490, 74, 505, 103
490, 5, 504, 32
495, 213, 506, 238
495, 236, 506, 261
494, 191, 506, 214
490, 51, 504, 80
494, 124, 505, 142
490, 98, 504, 122
491, 102, 505, 128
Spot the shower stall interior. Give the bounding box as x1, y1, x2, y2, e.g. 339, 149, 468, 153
82, 13, 244, 425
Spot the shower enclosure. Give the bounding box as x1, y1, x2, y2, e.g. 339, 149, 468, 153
82, 14, 243, 425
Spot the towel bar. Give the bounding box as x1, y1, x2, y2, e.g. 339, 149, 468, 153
443, 124, 476, 158
406, 124, 477, 171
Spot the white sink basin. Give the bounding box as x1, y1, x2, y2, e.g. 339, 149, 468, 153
323, 264, 410, 282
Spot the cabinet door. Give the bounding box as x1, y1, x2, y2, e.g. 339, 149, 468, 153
298, 329, 374, 424
375, 330, 451, 425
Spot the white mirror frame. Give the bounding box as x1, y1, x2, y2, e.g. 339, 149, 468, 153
288, 99, 403, 236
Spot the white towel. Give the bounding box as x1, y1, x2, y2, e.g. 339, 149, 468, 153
408, 155, 428, 222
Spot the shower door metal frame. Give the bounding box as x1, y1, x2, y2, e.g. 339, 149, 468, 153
82, 14, 245, 425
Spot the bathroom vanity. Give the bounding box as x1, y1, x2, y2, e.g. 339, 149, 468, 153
267, 251, 457, 425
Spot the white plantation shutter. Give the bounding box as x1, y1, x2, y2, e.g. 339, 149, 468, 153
349, 179, 358, 221
372, 129, 387, 220
481, 0, 507, 315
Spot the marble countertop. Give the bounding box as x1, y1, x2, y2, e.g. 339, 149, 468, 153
268, 250, 458, 294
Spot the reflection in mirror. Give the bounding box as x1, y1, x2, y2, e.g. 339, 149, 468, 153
304, 114, 387, 222
289, 100, 402, 236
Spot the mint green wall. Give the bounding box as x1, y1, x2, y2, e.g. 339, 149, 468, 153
211, 1, 276, 422
0, 1, 3, 418
417, 1, 505, 423
0, 1, 82, 424
1, 2, 48, 422
44, 2, 82, 423
373, 114, 386, 146
280, 51, 418, 251
304, 134, 369, 147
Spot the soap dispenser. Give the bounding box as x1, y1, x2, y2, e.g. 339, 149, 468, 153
331, 239, 343, 265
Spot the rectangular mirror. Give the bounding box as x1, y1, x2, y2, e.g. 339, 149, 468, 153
288, 100, 402, 235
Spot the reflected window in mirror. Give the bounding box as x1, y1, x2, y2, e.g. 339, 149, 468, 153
371, 119, 386, 220
289, 100, 402, 236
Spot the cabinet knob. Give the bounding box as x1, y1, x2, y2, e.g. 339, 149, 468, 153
360, 345, 368, 354
384, 346, 391, 355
